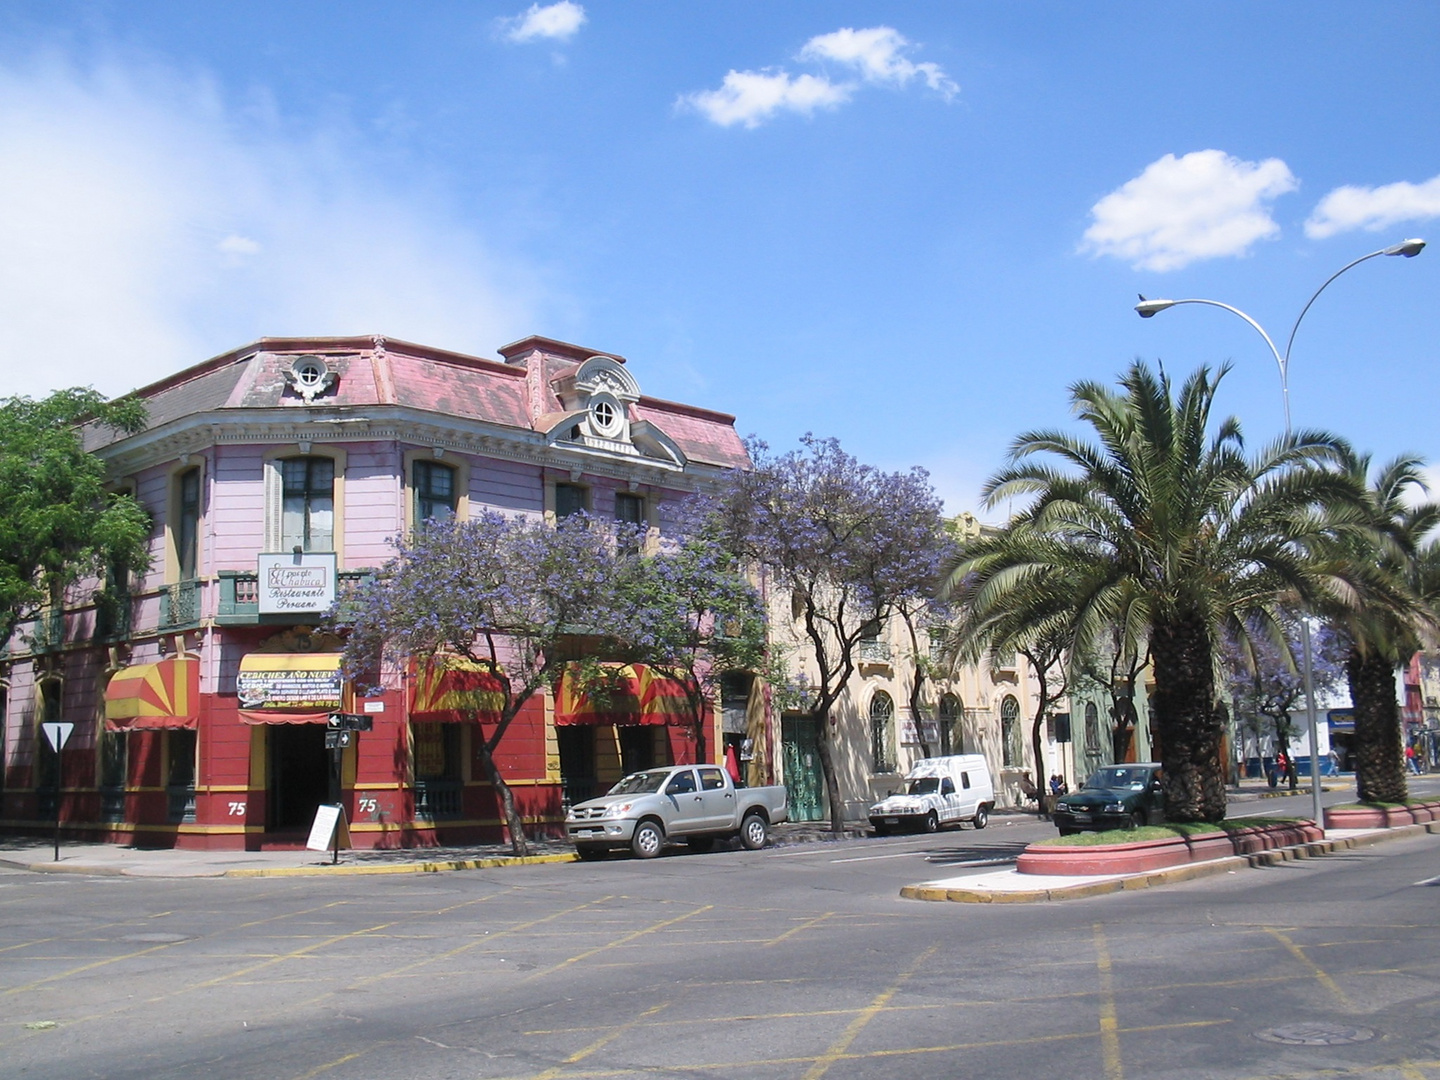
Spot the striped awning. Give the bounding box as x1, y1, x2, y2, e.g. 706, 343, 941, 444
411, 655, 505, 723
555, 663, 693, 726
104, 658, 200, 731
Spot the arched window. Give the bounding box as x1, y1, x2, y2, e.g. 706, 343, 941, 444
870, 691, 895, 773
1001, 695, 1020, 767
939, 694, 962, 755
1085, 702, 1102, 760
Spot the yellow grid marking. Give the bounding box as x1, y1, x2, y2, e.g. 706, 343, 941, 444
764, 911, 835, 947
534, 1001, 674, 1080
524, 905, 714, 982
801, 943, 937, 1080
1265, 927, 1355, 1010
1094, 923, 1123, 1080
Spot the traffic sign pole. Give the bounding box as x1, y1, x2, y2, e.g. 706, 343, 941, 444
41, 723, 74, 862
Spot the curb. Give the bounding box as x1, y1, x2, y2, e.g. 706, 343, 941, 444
900, 820, 1440, 903
223, 852, 579, 877
0, 858, 129, 877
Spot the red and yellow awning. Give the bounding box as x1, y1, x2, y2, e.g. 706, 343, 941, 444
410, 655, 506, 723
104, 658, 200, 731
555, 663, 694, 726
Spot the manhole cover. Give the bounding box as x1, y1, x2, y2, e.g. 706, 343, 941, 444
1256, 1023, 1375, 1046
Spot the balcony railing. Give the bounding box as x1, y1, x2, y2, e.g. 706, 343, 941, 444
93, 591, 133, 642
218, 568, 372, 625
160, 580, 201, 631
858, 638, 892, 664
28, 609, 66, 654
413, 779, 463, 821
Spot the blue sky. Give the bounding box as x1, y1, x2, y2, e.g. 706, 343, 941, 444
1, 2, 1437, 515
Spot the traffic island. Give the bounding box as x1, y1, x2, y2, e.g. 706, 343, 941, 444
901, 820, 1440, 903
1323, 799, 1440, 829
1015, 820, 1322, 877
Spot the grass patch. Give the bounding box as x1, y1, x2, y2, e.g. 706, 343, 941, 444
1328, 798, 1435, 810
1034, 816, 1307, 847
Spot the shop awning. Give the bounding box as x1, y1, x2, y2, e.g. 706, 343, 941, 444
105, 658, 201, 731
411, 655, 505, 723
555, 663, 694, 726
237, 652, 344, 725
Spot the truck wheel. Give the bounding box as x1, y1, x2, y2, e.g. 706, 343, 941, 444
687, 836, 715, 853
923, 810, 939, 833
740, 812, 768, 850
631, 820, 664, 859
972, 806, 989, 830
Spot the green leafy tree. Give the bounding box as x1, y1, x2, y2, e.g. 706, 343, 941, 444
968, 362, 1367, 822
0, 388, 149, 647
1324, 456, 1440, 804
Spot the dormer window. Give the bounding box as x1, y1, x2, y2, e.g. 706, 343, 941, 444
283, 355, 338, 403
590, 398, 619, 436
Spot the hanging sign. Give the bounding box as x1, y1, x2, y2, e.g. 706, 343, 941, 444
257, 552, 337, 614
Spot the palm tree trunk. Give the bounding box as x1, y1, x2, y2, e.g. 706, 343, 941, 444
1150, 616, 1227, 822
1346, 647, 1408, 804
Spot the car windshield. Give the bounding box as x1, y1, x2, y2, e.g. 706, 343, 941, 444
607, 771, 669, 796
905, 777, 941, 795
1083, 767, 1152, 792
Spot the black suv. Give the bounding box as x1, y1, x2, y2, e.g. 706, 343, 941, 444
1053, 763, 1165, 834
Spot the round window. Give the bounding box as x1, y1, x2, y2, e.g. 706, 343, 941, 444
591, 399, 619, 435
293, 357, 326, 388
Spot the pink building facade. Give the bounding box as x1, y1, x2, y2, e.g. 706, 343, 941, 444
0, 335, 754, 849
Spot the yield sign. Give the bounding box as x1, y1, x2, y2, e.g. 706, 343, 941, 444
41, 722, 74, 752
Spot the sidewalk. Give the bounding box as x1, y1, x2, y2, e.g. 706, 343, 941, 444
0, 819, 872, 878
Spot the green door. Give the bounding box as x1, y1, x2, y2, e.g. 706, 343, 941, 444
781, 714, 825, 822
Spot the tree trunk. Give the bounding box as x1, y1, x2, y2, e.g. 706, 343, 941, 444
814, 712, 845, 834
1346, 647, 1407, 805
1274, 722, 1297, 790
476, 736, 531, 857
1150, 616, 1226, 822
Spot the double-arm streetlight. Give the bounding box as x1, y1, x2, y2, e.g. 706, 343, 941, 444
1135, 237, 1426, 833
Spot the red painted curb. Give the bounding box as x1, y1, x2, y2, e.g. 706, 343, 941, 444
1016, 821, 1323, 876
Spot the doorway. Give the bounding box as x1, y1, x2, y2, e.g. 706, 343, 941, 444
557, 725, 597, 807
781, 714, 825, 822
267, 724, 329, 831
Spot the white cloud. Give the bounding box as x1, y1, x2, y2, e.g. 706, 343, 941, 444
1305, 174, 1440, 239
799, 26, 957, 100
217, 234, 261, 256
1082, 150, 1298, 272
682, 24, 954, 129
0, 53, 536, 400
680, 69, 851, 129
498, 2, 586, 44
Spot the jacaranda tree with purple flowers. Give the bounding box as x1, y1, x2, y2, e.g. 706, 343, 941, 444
337, 511, 623, 856
719, 435, 952, 832
609, 503, 770, 764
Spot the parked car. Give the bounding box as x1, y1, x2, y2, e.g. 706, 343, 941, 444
868, 754, 995, 834
1052, 763, 1165, 834
565, 764, 789, 859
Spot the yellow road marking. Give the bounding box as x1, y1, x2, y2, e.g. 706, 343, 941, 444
1265, 927, 1354, 1010
764, 911, 835, 947
525, 905, 714, 982
2, 941, 179, 997
1094, 924, 1123, 1080
183, 921, 400, 991
801, 944, 937, 1080
291, 1049, 370, 1080
533, 1001, 674, 1080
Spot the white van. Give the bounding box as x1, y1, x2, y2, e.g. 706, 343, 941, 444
868, 754, 995, 834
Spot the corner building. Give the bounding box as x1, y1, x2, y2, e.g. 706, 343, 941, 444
0, 335, 750, 849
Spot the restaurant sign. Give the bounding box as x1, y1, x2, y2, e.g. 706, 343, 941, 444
258, 552, 337, 614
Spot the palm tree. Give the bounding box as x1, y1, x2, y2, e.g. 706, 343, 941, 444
1326, 456, 1440, 805
954, 361, 1365, 822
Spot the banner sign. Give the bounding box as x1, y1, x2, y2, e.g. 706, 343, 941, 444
237, 654, 344, 710
257, 552, 337, 614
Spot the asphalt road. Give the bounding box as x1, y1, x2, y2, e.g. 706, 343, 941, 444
3, 786, 1440, 1080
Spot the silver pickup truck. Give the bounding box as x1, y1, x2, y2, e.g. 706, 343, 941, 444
566, 764, 789, 859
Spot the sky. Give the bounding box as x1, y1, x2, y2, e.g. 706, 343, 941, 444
1, 2, 1438, 517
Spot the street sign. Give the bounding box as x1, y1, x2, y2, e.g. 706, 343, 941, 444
325, 729, 353, 749
306, 803, 350, 864
327, 713, 373, 731
41, 722, 74, 752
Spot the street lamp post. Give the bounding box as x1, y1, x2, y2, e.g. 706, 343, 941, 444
1135, 238, 1426, 834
